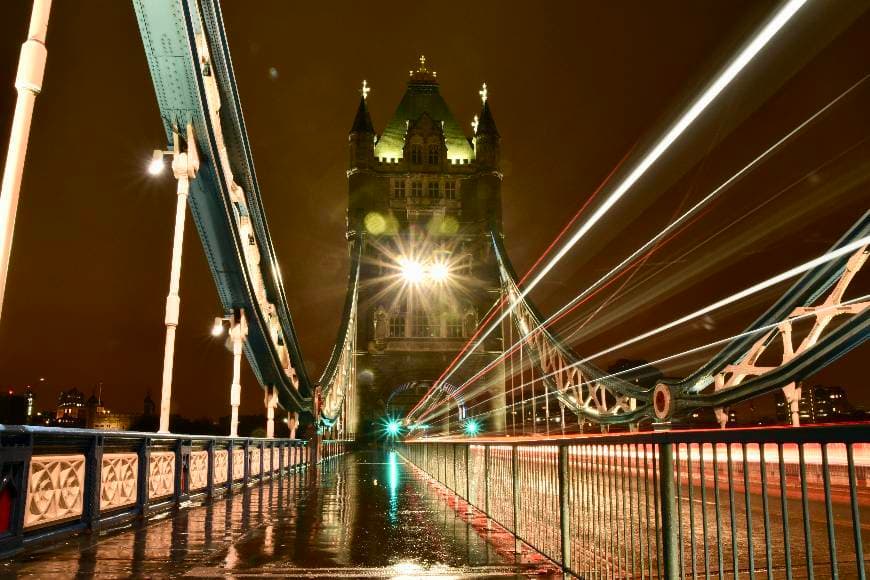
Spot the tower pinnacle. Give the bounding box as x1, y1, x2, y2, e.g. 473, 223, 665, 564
479, 82, 488, 104
409, 55, 437, 83
360, 79, 370, 100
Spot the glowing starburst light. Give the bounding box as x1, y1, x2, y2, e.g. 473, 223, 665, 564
399, 259, 425, 284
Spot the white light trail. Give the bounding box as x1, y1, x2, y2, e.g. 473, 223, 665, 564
410, 0, 808, 420
578, 236, 868, 367
527, 74, 866, 342
433, 79, 867, 418
423, 237, 870, 426
435, 294, 869, 427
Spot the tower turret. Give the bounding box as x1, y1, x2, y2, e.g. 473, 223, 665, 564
347, 60, 507, 439
348, 81, 375, 171
473, 84, 500, 169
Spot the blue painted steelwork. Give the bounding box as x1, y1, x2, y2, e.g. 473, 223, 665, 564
131, 0, 363, 419
315, 236, 362, 424
490, 213, 868, 424
669, 211, 870, 401
129, 0, 866, 427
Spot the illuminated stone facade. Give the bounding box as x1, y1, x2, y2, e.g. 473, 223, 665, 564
347, 60, 506, 436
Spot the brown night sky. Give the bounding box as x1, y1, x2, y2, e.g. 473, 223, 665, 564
0, 1, 868, 420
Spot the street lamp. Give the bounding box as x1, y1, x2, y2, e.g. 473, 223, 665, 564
398, 256, 451, 285
211, 316, 226, 336
155, 124, 199, 434
212, 310, 247, 438
148, 149, 170, 175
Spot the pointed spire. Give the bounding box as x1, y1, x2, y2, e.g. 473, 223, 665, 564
475, 100, 499, 137
350, 94, 374, 135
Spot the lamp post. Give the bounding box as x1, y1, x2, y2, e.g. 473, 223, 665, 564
157, 124, 199, 434
0, 0, 52, 323
212, 309, 247, 437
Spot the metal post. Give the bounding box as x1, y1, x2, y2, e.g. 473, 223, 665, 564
512, 445, 520, 553
483, 445, 490, 519
229, 310, 247, 438
264, 386, 277, 439
558, 444, 570, 573
158, 124, 199, 433
465, 445, 471, 507
84, 434, 103, 531
659, 442, 679, 580
0, 0, 51, 322
206, 440, 215, 498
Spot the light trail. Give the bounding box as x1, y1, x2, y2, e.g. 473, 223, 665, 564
576, 236, 868, 368
448, 294, 870, 427
406, 147, 636, 421
406, 0, 808, 422
417, 75, 866, 422
554, 132, 870, 344
421, 240, 869, 430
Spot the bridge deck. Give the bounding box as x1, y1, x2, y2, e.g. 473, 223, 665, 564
3, 451, 556, 578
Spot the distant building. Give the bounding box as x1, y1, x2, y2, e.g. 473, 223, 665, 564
24, 386, 34, 422
0, 390, 28, 425
84, 391, 134, 431
55, 387, 86, 427
52, 387, 135, 430
775, 384, 855, 424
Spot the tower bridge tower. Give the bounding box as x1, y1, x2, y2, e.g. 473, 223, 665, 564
347, 58, 506, 437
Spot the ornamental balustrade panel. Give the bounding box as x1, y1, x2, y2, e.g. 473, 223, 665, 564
148, 451, 175, 500
213, 449, 229, 485
249, 447, 261, 476
4, 426, 324, 556
232, 448, 245, 481
100, 453, 138, 511
189, 450, 209, 491
24, 454, 86, 528
271, 448, 280, 472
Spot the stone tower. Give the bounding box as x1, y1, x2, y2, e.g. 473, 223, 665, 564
347, 58, 506, 438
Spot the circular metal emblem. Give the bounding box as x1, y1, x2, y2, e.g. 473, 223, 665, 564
652, 384, 672, 421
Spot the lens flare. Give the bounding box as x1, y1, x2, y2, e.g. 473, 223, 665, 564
429, 262, 450, 282
399, 259, 425, 284
464, 418, 481, 436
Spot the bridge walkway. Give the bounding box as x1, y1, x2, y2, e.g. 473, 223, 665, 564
2, 451, 556, 578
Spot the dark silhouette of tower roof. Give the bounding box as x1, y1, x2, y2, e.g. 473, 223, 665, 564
476, 100, 499, 137
350, 96, 374, 134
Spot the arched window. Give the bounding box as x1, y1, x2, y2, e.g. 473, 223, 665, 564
427, 144, 440, 164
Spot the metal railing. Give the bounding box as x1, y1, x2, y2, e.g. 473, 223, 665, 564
400, 424, 870, 578
0, 425, 350, 557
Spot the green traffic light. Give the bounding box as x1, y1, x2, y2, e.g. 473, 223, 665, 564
464, 418, 480, 436
386, 419, 401, 436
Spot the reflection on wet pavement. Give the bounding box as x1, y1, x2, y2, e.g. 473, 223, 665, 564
2, 451, 555, 578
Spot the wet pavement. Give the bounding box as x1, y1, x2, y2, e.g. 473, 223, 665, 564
1, 451, 557, 578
